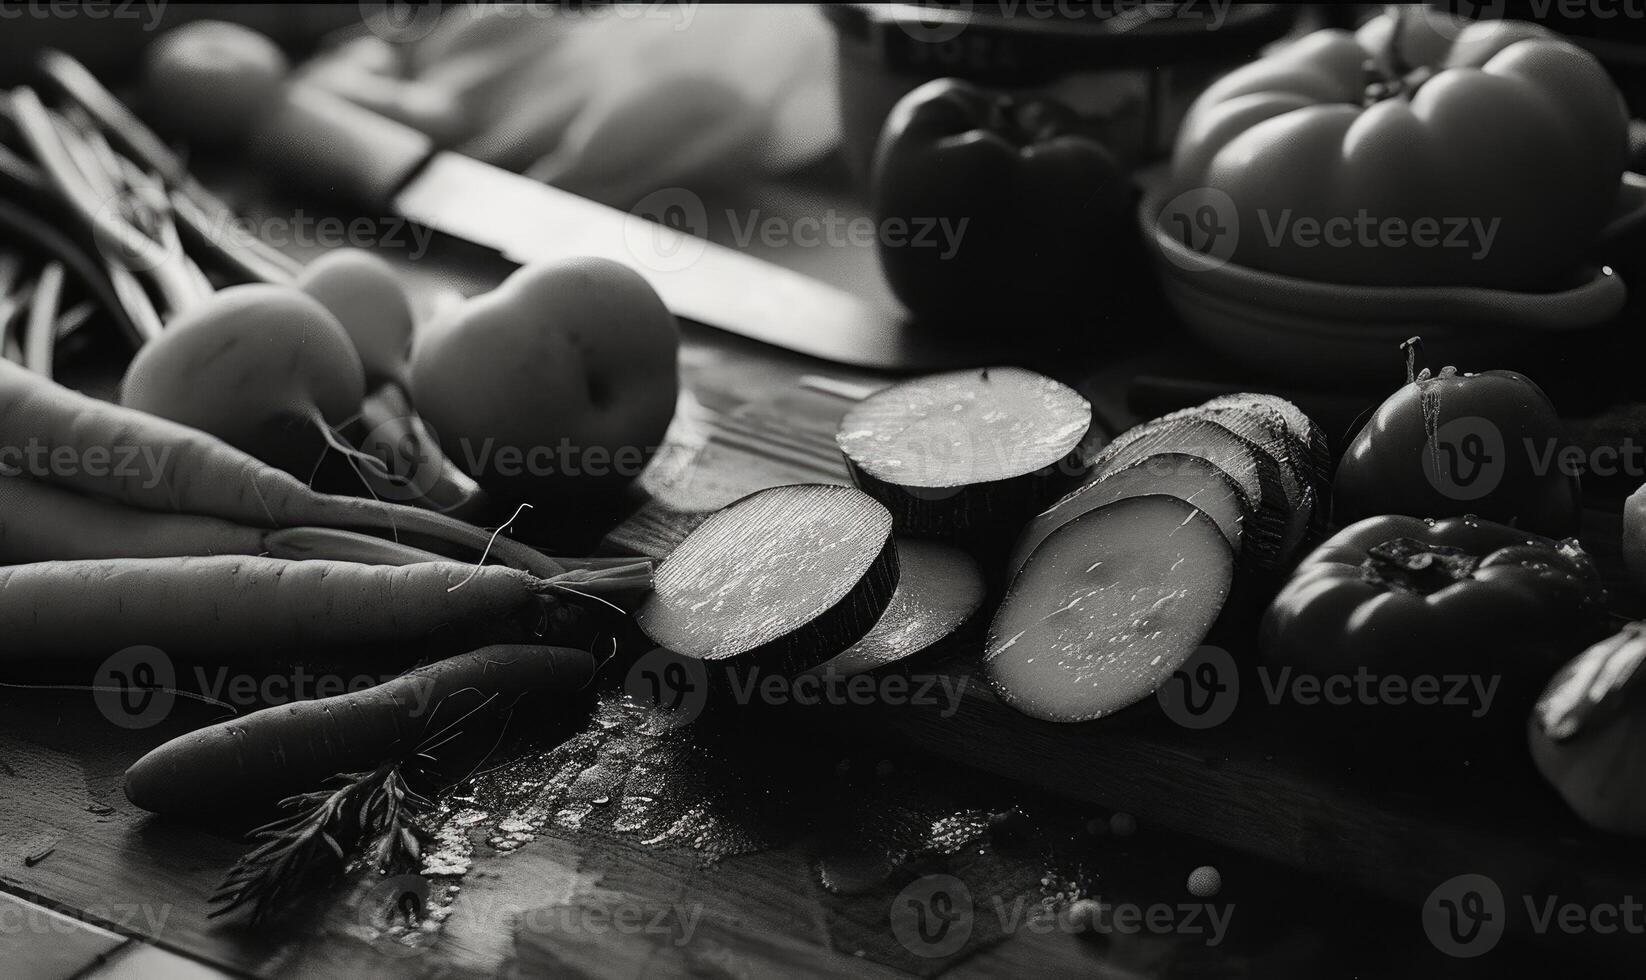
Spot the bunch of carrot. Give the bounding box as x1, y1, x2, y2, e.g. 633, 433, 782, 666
0, 358, 650, 668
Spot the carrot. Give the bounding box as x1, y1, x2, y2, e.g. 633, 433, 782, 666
260, 527, 447, 565
0, 477, 463, 566
124, 644, 595, 815
0, 555, 649, 664
0, 359, 563, 577
0, 475, 264, 562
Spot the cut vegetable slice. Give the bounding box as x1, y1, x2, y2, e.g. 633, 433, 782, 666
985, 495, 1234, 723
1155, 399, 1327, 563
637, 485, 898, 676
1007, 453, 1246, 581
1127, 403, 1310, 508
807, 539, 984, 678
836, 367, 1092, 539
1199, 392, 1330, 485
1092, 417, 1288, 568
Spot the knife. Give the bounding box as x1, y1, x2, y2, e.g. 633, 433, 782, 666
192, 79, 982, 372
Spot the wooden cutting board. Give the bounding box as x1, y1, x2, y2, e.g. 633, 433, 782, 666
608, 341, 1646, 970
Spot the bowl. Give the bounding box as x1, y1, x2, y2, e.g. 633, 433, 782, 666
1138, 187, 1632, 382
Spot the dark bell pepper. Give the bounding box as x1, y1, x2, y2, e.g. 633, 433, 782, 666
869, 78, 1134, 328
1261, 515, 1609, 756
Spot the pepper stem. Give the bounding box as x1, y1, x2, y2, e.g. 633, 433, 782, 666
1362, 538, 1481, 595
1401, 336, 1426, 385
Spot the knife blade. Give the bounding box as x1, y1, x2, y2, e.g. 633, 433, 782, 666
234, 81, 979, 371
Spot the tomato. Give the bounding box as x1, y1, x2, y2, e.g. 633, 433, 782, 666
1333, 344, 1581, 537
1261, 515, 1609, 758
870, 78, 1134, 326
1169, 11, 1627, 288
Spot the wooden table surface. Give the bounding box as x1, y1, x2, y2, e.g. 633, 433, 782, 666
0, 166, 1636, 979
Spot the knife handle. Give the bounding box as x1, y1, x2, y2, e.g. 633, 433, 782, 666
144, 38, 434, 212
246, 83, 434, 211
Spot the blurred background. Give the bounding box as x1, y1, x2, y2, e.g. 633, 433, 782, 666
3, 2, 1644, 213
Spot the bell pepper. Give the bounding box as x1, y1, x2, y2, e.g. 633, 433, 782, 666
870, 78, 1133, 327
1170, 10, 1627, 288
1261, 515, 1609, 750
